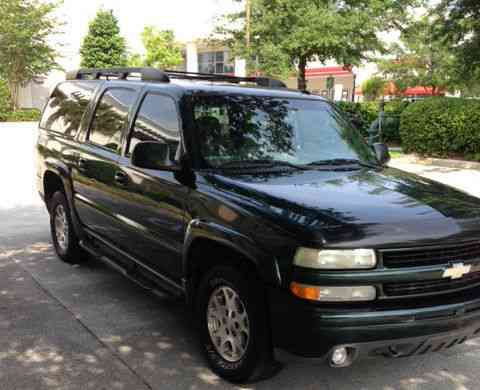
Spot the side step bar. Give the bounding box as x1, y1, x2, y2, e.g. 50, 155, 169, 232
79, 237, 184, 299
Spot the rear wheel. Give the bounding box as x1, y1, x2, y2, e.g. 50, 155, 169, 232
49, 191, 85, 264
196, 265, 276, 383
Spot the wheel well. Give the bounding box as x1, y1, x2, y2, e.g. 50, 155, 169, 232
186, 238, 257, 297
43, 171, 65, 207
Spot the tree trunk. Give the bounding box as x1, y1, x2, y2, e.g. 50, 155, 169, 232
297, 56, 307, 91
8, 80, 19, 112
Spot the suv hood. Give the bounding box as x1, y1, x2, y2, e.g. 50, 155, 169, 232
203, 167, 480, 248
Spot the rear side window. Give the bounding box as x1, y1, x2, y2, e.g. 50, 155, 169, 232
128, 93, 180, 160
89, 88, 137, 152
40, 81, 95, 137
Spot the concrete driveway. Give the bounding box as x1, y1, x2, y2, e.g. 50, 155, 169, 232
1, 123, 480, 390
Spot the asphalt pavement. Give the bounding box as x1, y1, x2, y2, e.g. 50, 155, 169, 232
1, 123, 480, 390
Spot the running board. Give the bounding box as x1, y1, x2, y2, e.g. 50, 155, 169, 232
79, 237, 184, 298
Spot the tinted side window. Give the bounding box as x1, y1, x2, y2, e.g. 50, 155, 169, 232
89, 88, 137, 151
128, 94, 180, 161
40, 81, 95, 137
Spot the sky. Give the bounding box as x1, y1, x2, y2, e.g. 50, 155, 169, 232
54, 0, 240, 70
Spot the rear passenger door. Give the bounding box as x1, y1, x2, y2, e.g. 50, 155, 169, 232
115, 91, 188, 282
73, 86, 139, 245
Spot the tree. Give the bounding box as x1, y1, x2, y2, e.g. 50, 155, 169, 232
379, 17, 456, 95
216, 0, 423, 90
435, 0, 480, 84
361, 77, 387, 101
129, 27, 183, 69
80, 9, 128, 68
0, 0, 61, 111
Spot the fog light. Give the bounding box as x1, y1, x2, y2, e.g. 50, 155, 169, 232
331, 347, 348, 366
290, 282, 376, 302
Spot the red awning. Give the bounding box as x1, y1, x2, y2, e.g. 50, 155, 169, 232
402, 86, 443, 96
356, 83, 445, 97
305, 66, 353, 78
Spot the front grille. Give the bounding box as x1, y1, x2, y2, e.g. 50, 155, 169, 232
381, 241, 480, 268
384, 271, 480, 297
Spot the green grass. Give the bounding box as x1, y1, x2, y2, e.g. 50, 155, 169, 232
389, 150, 404, 159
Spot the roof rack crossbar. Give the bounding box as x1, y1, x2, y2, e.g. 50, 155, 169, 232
66, 67, 287, 88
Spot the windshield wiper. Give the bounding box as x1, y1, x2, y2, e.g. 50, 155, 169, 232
308, 159, 378, 168
218, 159, 307, 170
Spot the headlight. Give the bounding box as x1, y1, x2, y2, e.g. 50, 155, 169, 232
294, 248, 377, 270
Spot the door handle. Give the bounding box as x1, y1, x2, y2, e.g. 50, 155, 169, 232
114, 171, 129, 186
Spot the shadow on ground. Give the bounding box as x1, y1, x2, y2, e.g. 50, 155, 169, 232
2, 215, 480, 389
3, 121, 480, 389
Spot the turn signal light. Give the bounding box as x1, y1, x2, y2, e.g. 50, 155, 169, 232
290, 282, 376, 302
290, 282, 322, 301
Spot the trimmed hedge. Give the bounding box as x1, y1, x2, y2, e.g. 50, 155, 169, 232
0, 79, 10, 120
383, 100, 410, 145
337, 100, 409, 145
1, 109, 41, 122
400, 97, 480, 161
337, 101, 377, 138
0, 79, 41, 122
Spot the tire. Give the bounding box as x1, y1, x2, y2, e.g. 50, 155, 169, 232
49, 191, 85, 264
195, 265, 276, 383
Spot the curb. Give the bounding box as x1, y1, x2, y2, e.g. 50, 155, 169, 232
394, 155, 480, 171
0, 121, 38, 129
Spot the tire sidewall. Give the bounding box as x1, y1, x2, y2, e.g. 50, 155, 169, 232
49, 191, 78, 261
196, 266, 269, 382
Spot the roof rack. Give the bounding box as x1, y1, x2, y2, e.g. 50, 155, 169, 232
66, 67, 287, 89
66, 68, 170, 82
163, 70, 287, 88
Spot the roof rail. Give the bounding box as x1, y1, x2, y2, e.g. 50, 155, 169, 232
66, 68, 170, 82
164, 70, 287, 88
66, 67, 287, 88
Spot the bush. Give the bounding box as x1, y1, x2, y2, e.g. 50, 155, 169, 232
400, 97, 480, 160
337, 100, 409, 144
337, 101, 377, 138
0, 80, 41, 122
3, 109, 41, 122
0, 79, 11, 120
383, 100, 410, 145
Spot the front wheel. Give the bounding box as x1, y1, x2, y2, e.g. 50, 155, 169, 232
196, 265, 275, 383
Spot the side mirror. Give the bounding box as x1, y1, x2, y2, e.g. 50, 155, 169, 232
131, 141, 180, 171
373, 143, 391, 165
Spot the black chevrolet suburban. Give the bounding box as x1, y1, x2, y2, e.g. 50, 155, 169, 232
37, 67, 480, 383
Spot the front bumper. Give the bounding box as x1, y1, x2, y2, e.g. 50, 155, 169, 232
269, 287, 480, 359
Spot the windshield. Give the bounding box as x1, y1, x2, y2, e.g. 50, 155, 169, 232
193, 95, 378, 168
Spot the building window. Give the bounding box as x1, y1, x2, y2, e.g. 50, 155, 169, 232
342, 89, 350, 101
198, 51, 234, 74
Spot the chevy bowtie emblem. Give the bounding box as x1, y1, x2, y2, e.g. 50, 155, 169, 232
443, 263, 472, 280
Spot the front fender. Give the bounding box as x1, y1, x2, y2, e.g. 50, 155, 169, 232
183, 219, 282, 287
